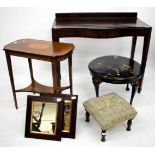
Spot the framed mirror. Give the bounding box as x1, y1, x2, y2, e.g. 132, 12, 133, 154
25, 95, 63, 141
40, 93, 78, 139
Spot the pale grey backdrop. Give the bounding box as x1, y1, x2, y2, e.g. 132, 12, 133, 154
0, 7, 155, 146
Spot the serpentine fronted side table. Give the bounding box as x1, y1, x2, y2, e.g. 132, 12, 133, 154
3, 39, 74, 109
88, 55, 142, 105
52, 12, 152, 93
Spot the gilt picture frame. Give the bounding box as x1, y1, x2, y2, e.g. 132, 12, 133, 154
25, 95, 63, 141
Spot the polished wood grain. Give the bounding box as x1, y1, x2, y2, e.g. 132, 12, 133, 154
52, 12, 152, 93
15, 80, 70, 93
52, 12, 151, 38
4, 39, 74, 58
3, 39, 74, 109
53, 17, 148, 29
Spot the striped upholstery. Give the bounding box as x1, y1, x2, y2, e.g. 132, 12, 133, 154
83, 92, 137, 130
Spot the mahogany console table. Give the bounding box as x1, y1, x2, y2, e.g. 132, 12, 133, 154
3, 39, 74, 109
52, 12, 152, 93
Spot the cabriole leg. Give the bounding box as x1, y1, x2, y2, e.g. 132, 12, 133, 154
92, 77, 100, 97
130, 83, 138, 105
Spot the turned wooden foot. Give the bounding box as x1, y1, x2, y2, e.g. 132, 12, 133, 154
101, 130, 106, 142
138, 87, 142, 93
85, 111, 90, 122
127, 119, 132, 131
126, 83, 130, 91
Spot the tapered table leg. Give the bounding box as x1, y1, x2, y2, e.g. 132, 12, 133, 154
139, 30, 151, 93
68, 54, 73, 95
127, 36, 137, 91
52, 60, 59, 93
56, 62, 61, 87
5, 53, 18, 109
28, 58, 35, 94
52, 37, 61, 91
130, 36, 137, 60
28, 58, 34, 82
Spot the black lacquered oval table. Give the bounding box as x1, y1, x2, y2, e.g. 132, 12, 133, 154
88, 55, 142, 105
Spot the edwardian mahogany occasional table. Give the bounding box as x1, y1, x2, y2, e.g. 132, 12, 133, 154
52, 12, 152, 94
3, 39, 74, 109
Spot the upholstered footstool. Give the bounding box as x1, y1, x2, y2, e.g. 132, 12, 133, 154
83, 92, 137, 142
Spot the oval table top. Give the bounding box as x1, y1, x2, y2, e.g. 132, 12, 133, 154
88, 55, 142, 84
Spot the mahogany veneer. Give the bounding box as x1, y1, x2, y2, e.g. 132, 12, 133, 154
3, 39, 74, 109
52, 12, 152, 93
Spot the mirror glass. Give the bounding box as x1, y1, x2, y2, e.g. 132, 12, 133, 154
30, 101, 57, 135
62, 99, 72, 132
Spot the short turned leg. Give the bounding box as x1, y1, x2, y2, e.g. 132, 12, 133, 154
126, 83, 130, 91
85, 110, 90, 122
92, 77, 100, 97
101, 130, 106, 142
127, 119, 132, 131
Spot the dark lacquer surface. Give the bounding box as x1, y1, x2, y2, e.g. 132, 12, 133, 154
88, 55, 142, 84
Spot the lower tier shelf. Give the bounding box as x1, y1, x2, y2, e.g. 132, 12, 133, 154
15, 80, 70, 94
